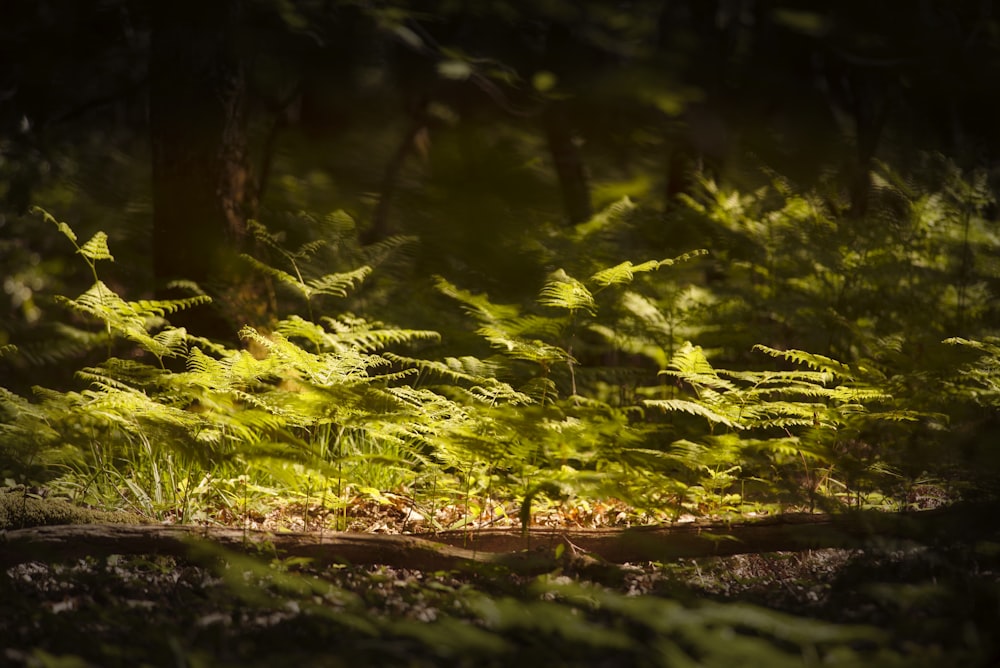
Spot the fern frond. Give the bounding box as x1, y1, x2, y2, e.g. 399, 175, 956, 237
432, 380, 533, 407
328, 326, 440, 353
572, 196, 637, 240
306, 266, 372, 298
238, 326, 274, 351
753, 344, 853, 376
31, 207, 76, 242
643, 399, 742, 429
739, 436, 809, 461
945, 336, 1000, 356
360, 234, 419, 264
383, 386, 461, 413
722, 369, 834, 386
292, 239, 329, 260
150, 328, 188, 358
589, 260, 661, 287
660, 343, 738, 393
78, 231, 114, 262
589, 252, 708, 289
165, 279, 209, 297
539, 270, 596, 314
477, 326, 571, 365
281, 314, 440, 354
662, 439, 710, 468
665, 342, 718, 375
129, 295, 212, 318
383, 353, 495, 386
76, 367, 149, 394
77, 358, 170, 390
274, 316, 330, 347
240, 255, 307, 295
246, 218, 284, 249
434, 276, 520, 324
830, 386, 890, 403
866, 409, 922, 422
588, 324, 668, 368
619, 291, 672, 334
185, 346, 227, 377
470, 383, 534, 406
368, 367, 421, 384
57, 282, 194, 358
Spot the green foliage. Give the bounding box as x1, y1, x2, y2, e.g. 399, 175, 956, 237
680, 161, 999, 365
6, 165, 1000, 528
6, 167, 1000, 664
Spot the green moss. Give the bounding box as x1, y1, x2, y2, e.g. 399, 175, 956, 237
0, 491, 146, 530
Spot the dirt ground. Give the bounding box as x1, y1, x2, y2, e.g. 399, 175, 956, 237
3, 539, 998, 667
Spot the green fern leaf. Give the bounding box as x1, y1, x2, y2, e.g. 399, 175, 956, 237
32, 207, 76, 242
152, 328, 189, 358
130, 295, 212, 318
660, 343, 738, 393
291, 239, 329, 260
590, 260, 660, 287
361, 234, 418, 265
78, 231, 114, 262
539, 270, 596, 314
478, 326, 570, 364
643, 398, 742, 429
240, 255, 307, 295
572, 196, 637, 240
753, 344, 853, 376
306, 266, 372, 298
435, 276, 520, 324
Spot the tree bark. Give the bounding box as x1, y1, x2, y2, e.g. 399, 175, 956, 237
149, 0, 262, 339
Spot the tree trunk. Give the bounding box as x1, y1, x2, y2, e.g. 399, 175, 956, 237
544, 104, 592, 225
364, 115, 429, 246
149, 0, 262, 340
847, 71, 891, 217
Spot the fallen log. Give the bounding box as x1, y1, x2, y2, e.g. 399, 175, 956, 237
431, 502, 1000, 560
2, 503, 998, 574
0, 523, 543, 572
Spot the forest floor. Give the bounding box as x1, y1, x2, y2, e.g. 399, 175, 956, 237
2, 495, 999, 667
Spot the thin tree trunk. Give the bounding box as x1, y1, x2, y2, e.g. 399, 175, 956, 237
149, 0, 262, 339
848, 72, 891, 217
364, 117, 428, 245
544, 105, 592, 225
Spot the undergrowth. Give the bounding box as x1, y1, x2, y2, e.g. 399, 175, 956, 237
3, 165, 1000, 665
4, 162, 1000, 529
0, 202, 943, 530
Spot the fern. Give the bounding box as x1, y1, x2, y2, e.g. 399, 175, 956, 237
268, 314, 441, 357
304, 266, 373, 298
56, 282, 201, 361
589, 251, 707, 288
434, 276, 521, 324
571, 196, 637, 241
539, 270, 597, 314
77, 231, 115, 262
753, 344, 855, 377
643, 398, 742, 429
